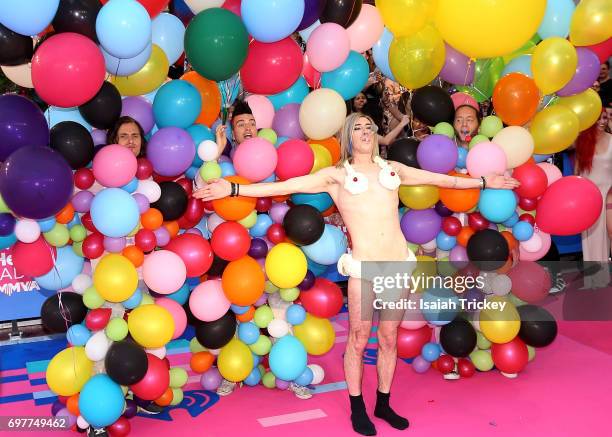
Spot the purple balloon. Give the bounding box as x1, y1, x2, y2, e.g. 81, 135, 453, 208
123, 399, 138, 419
270, 202, 290, 223
275, 378, 290, 390
0, 213, 16, 236
55, 408, 77, 427
72, 190, 94, 213
488, 222, 498, 231
417, 135, 458, 173
298, 270, 315, 291
449, 245, 469, 268
200, 367, 222, 391
557, 47, 601, 97
439, 43, 475, 86
434, 200, 453, 217
121, 96, 155, 134
132, 193, 150, 213
248, 238, 269, 258
254, 292, 268, 307
0, 146, 73, 220
185, 228, 203, 236
272, 104, 304, 139
51, 400, 64, 416
401, 208, 442, 244
91, 129, 107, 146
0, 95, 49, 161
154, 226, 171, 246
218, 155, 231, 163
104, 236, 126, 253
147, 127, 196, 177
412, 355, 431, 373
297, 0, 326, 31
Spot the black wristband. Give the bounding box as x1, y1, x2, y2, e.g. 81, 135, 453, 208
236, 183, 240, 197
480, 176, 486, 190
230, 182, 236, 197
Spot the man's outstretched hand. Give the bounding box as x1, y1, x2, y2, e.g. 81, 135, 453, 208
485, 174, 521, 189
193, 179, 232, 201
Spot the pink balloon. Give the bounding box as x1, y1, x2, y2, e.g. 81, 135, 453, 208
519, 228, 551, 261
275, 139, 314, 180
302, 53, 321, 89
189, 279, 231, 322
245, 95, 275, 129
520, 232, 543, 253
143, 250, 187, 294
400, 293, 427, 330
466, 142, 508, 178
451, 92, 478, 110
92, 145, 138, 187
233, 138, 278, 182
346, 4, 384, 53
306, 23, 350, 72
537, 162, 562, 186
155, 297, 187, 339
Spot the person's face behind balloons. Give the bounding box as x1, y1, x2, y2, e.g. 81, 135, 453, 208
117, 122, 142, 157
353, 93, 367, 111
453, 105, 480, 144
351, 116, 378, 155
232, 114, 257, 145
412, 117, 430, 141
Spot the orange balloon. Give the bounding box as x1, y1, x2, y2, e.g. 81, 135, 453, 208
212, 176, 256, 221
67, 394, 80, 416
271, 195, 289, 203
457, 226, 475, 247
221, 255, 265, 306
141, 208, 164, 230
122, 245, 145, 267
236, 305, 255, 322
439, 173, 480, 212
496, 256, 513, 274
56, 203, 75, 224
155, 387, 173, 407
190, 351, 215, 373
164, 221, 180, 238
181, 71, 222, 127
308, 137, 341, 164
322, 205, 337, 217
492, 73, 540, 126
501, 230, 518, 251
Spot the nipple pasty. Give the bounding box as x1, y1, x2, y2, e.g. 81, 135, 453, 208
344, 172, 369, 195
374, 157, 401, 190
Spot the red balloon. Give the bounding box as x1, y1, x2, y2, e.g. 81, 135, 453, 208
585, 38, 612, 63
240, 38, 303, 95
107, 416, 131, 437
468, 212, 489, 231
152, 173, 176, 183
536, 176, 603, 236
266, 223, 286, 244
100, 0, 169, 18
135, 229, 157, 252
507, 261, 551, 303
491, 337, 528, 374
130, 354, 170, 400
211, 222, 251, 261
136, 158, 154, 180
256, 197, 272, 212
457, 358, 475, 377
512, 163, 548, 199
302, 53, 321, 89
299, 278, 343, 318
442, 216, 462, 236
166, 233, 214, 277
275, 139, 315, 180
81, 213, 98, 233
519, 213, 535, 226
435, 354, 455, 374
175, 178, 193, 197
222, 0, 242, 16
11, 238, 57, 277
518, 197, 538, 211
31, 33, 105, 108
82, 233, 104, 259
177, 215, 198, 230
85, 308, 112, 331
183, 197, 205, 223
396, 325, 432, 359
203, 200, 214, 212
74, 168, 95, 190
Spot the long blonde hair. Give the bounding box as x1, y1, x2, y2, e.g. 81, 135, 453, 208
336, 112, 380, 167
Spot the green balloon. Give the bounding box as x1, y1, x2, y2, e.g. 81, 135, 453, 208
527, 345, 536, 362
262, 371, 276, 389
200, 161, 222, 182
83, 286, 105, 309
468, 134, 489, 148
169, 368, 189, 388
140, 294, 154, 306
184, 9, 249, 82
264, 281, 279, 294
433, 122, 455, 138
72, 241, 84, 258
258, 128, 277, 144
476, 331, 492, 350
121, 385, 129, 396
437, 259, 457, 277
279, 287, 299, 302
238, 210, 257, 228
249, 335, 272, 355
254, 305, 274, 328
257, 364, 265, 375
0, 195, 10, 213
69, 225, 87, 243
170, 388, 184, 406
457, 57, 505, 102
469, 349, 494, 371
190, 337, 207, 353
106, 318, 128, 341
508, 293, 527, 308
44, 223, 70, 247
479, 116, 503, 138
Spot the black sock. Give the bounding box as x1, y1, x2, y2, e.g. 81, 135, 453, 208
349, 394, 376, 436
374, 390, 409, 430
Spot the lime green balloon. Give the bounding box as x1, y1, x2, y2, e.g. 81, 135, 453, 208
83, 286, 105, 309
265, 281, 279, 294
258, 128, 277, 144
139, 294, 154, 306
128, 223, 140, 237
72, 241, 84, 258
105, 318, 128, 341
527, 345, 536, 362
257, 364, 265, 376
254, 305, 274, 328
262, 371, 276, 389
476, 330, 492, 350
238, 210, 257, 228
437, 259, 457, 277
249, 334, 272, 355
44, 223, 70, 247
407, 242, 419, 254
169, 368, 188, 388
508, 293, 527, 308
457, 57, 505, 102
121, 385, 129, 396
190, 337, 207, 353
469, 134, 489, 148
69, 225, 87, 243
200, 161, 222, 182
469, 349, 494, 371
279, 287, 300, 302
433, 122, 455, 138
0, 195, 10, 213
480, 116, 504, 138
170, 388, 184, 406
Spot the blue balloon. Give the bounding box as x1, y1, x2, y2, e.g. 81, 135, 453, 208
436, 231, 457, 251
533, 153, 552, 163
502, 55, 533, 78
286, 304, 307, 326
35, 246, 84, 290
152, 12, 186, 65
537, 0, 575, 39
372, 28, 395, 80
165, 282, 189, 306
243, 367, 262, 386
301, 224, 347, 265
421, 342, 441, 362
67, 324, 92, 346
269, 335, 307, 381
322, 51, 369, 100
96, 0, 152, 59
238, 322, 261, 345
101, 43, 152, 77
142, 85, 161, 103
0, 233, 16, 250
252, 352, 261, 367
261, 173, 276, 183
242, 0, 305, 43
422, 287, 459, 326
456, 146, 468, 168
502, 212, 519, 227
276, 136, 290, 148
0, 0, 59, 36
298, 19, 320, 43
249, 214, 273, 238
231, 304, 250, 315
306, 257, 327, 276
78, 374, 125, 428
291, 192, 333, 212
37, 217, 56, 233
220, 162, 236, 177
293, 366, 313, 386
121, 177, 138, 193
44, 107, 92, 130
122, 287, 143, 309
67, 214, 81, 230
512, 221, 534, 241
185, 166, 199, 180
268, 77, 310, 110
153, 80, 202, 129
478, 189, 517, 223
90, 188, 140, 238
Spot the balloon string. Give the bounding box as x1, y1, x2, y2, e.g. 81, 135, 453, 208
463, 58, 474, 87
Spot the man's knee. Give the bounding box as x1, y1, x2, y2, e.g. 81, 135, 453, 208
348, 327, 371, 354
377, 329, 397, 352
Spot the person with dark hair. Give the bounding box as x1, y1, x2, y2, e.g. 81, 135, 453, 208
453, 104, 482, 149
107, 116, 147, 157
598, 61, 611, 108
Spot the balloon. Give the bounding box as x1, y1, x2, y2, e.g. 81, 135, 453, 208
267, 76, 310, 110
466, 142, 507, 178
195, 309, 236, 349
320, 0, 361, 28
299, 88, 347, 140
293, 314, 335, 355
400, 208, 442, 244
78, 82, 121, 130
233, 138, 278, 182
128, 304, 175, 348
245, 95, 274, 130
557, 88, 603, 132
396, 325, 432, 359
492, 73, 540, 126
439, 43, 475, 86
102, 43, 151, 77
147, 128, 196, 177
479, 296, 521, 344
96, 0, 151, 58
189, 279, 230, 322
417, 134, 458, 173
517, 305, 557, 347
434, 0, 546, 59
185, 0, 225, 14
41, 292, 88, 333
121, 97, 155, 134
129, 353, 170, 400
377, 0, 436, 38
269, 335, 307, 381
512, 164, 548, 199
241, 0, 304, 43
299, 278, 343, 318
410, 86, 455, 126
210, 221, 251, 261
532, 37, 577, 95
537, 0, 575, 40
0, 22, 33, 65
0, 95, 48, 162
501, 54, 533, 78
537, 162, 563, 186
507, 261, 551, 303
467, 229, 509, 271
492, 127, 534, 169
217, 338, 253, 382
273, 103, 304, 140
440, 319, 477, 357
109, 45, 169, 96
298, 0, 326, 31
105, 341, 148, 386
557, 48, 601, 97
530, 106, 580, 154
491, 336, 528, 374
388, 138, 420, 168
306, 23, 350, 72
583, 38, 612, 63
152, 12, 185, 65
457, 57, 506, 103
321, 50, 369, 100
52, 0, 101, 42
569, 0, 611, 46
346, 4, 383, 53
166, 233, 213, 277
46, 347, 92, 396
222, 255, 265, 305
1, 63, 34, 88
49, 122, 93, 170
153, 80, 202, 129
0, 0, 59, 36
94, 253, 138, 301
283, 205, 324, 245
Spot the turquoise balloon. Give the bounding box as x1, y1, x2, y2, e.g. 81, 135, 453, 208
301, 224, 348, 265
34, 246, 84, 290
307, 257, 327, 276
166, 283, 190, 306
243, 367, 262, 386
267, 77, 309, 110
291, 192, 333, 212
67, 324, 92, 346
90, 188, 139, 238
537, 0, 575, 39
249, 214, 273, 238
512, 221, 534, 241
502, 212, 519, 227
187, 124, 215, 167
372, 28, 395, 80
321, 51, 369, 100
78, 374, 124, 428
0, 0, 59, 36
44, 106, 92, 130
422, 287, 459, 326
220, 162, 236, 177
122, 287, 143, 309
269, 335, 307, 381
238, 322, 260, 345
121, 177, 138, 193
0, 233, 16, 250
478, 189, 517, 223
37, 217, 56, 232
153, 80, 202, 129
286, 304, 306, 325
501, 55, 533, 78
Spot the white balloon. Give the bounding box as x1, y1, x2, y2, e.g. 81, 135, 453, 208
1, 63, 33, 88
185, 0, 224, 14
72, 274, 93, 294
308, 364, 325, 385
85, 331, 112, 362
198, 140, 219, 162
299, 20, 321, 43
267, 319, 290, 338
491, 274, 512, 296
421, 238, 437, 252
15, 219, 40, 243
146, 346, 167, 359
76, 416, 89, 429
207, 213, 224, 233
521, 232, 543, 253
136, 180, 161, 203
208, 348, 220, 356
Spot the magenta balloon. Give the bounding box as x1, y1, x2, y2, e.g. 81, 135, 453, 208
270, 202, 291, 223
104, 236, 127, 253
416, 134, 458, 174
147, 127, 196, 177
556, 48, 601, 97
121, 96, 155, 134
154, 226, 171, 246
439, 43, 474, 86
272, 103, 304, 139
401, 208, 442, 244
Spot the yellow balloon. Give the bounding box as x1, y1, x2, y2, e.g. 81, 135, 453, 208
435, 0, 546, 59
46, 347, 93, 396
399, 185, 439, 209
411, 255, 437, 293
532, 37, 578, 95
569, 0, 612, 46
93, 254, 138, 302
128, 304, 175, 348
389, 25, 445, 90
479, 296, 520, 344
557, 88, 603, 132
310, 143, 332, 173
299, 88, 347, 140
265, 242, 307, 289
110, 45, 169, 96
376, 0, 438, 37
217, 339, 253, 382
293, 314, 335, 355
530, 105, 580, 154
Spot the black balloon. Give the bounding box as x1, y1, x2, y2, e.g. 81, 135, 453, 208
78, 82, 122, 129
387, 138, 420, 168
411, 86, 455, 126
440, 318, 477, 357
105, 340, 149, 386
207, 254, 229, 277
50, 121, 94, 169
466, 229, 509, 271
195, 310, 236, 349
320, 0, 362, 28
151, 181, 188, 221
0, 23, 33, 66
283, 204, 325, 245
518, 305, 558, 348
51, 0, 101, 42
41, 292, 88, 333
